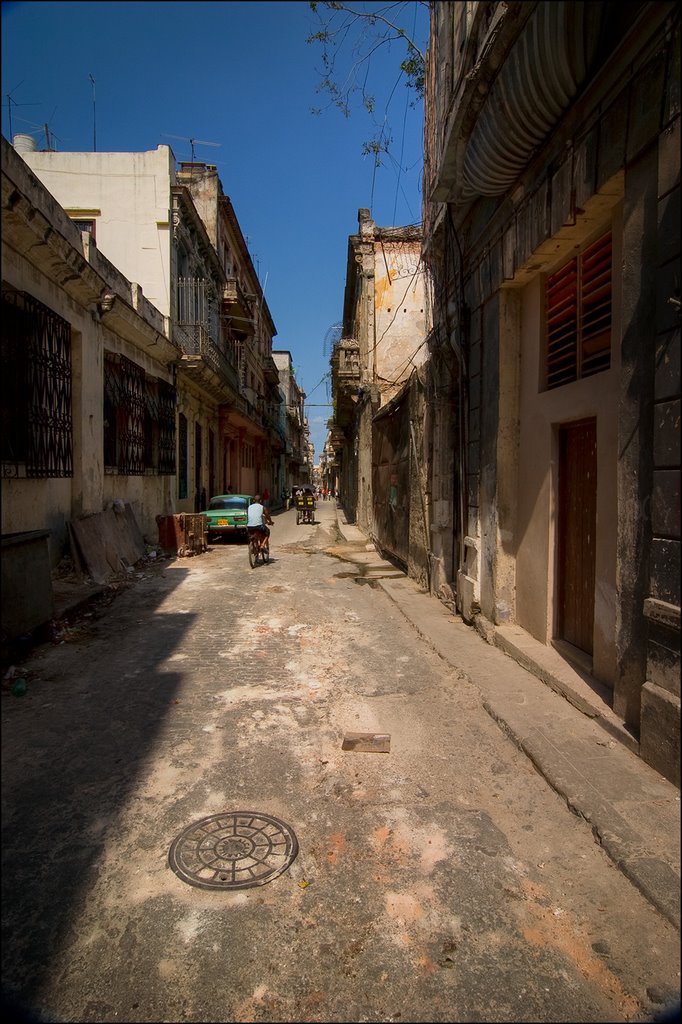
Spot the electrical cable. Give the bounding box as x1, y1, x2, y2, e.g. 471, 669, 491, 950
392, 2, 418, 225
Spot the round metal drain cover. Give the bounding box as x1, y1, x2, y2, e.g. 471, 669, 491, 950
168, 811, 298, 891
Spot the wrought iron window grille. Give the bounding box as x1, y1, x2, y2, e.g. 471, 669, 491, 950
104, 353, 175, 476
1, 289, 73, 479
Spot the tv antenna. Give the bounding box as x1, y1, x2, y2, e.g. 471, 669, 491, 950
88, 74, 96, 151
4, 81, 40, 141
161, 134, 221, 162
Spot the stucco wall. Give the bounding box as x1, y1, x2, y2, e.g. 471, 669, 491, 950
1, 235, 174, 556
3, 139, 178, 561
373, 241, 428, 390
23, 146, 175, 316
514, 254, 620, 687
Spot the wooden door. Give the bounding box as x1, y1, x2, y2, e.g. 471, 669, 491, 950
557, 419, 597, 655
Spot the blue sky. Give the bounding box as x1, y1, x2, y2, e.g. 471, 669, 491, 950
1, 0, 428, 459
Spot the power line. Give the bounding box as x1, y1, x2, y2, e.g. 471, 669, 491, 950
392, 4, 416, 225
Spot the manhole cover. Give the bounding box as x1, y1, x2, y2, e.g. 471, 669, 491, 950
168, 811, 298, 891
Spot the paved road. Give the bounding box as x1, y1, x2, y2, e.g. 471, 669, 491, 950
2, 502, 680, 1023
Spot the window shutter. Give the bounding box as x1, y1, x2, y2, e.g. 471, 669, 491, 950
544, 231, 612, 391
580, 232, 611, 378
546, 258, 578, 389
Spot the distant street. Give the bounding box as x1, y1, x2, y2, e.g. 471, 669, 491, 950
2, 501, 680, 1024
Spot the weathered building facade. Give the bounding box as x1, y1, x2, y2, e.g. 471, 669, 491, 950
1, 136, 180, 634
21, 145, 280, 510
273, 350, 312, 491
423, 1, 680, 784
177, 163, 284, 500
329, 210, 431, 578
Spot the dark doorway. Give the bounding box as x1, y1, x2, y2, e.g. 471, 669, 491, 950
557, 419, 597, 656
195, 423, 202, 511
208, 428, 215, 501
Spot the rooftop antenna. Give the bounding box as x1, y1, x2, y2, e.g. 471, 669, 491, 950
161, 134, 221, 164
42, 106, 60, 151
4, 81, 40, 142
88, 74, 96, 151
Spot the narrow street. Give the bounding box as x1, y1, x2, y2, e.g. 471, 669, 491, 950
1, 502, 680, 1024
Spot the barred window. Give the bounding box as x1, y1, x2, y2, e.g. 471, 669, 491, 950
157, 379, 177, 475
142, 377, 177, 475
178, 413, 188, 499
1, 289, 73, 478
103, 352, 145, 474
104, 352, 176, 476
545, 232, 612, 390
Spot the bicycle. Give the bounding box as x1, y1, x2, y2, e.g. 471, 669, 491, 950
247, 528, 270, 568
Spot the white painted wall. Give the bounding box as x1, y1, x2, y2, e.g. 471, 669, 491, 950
23, 146, 176, 316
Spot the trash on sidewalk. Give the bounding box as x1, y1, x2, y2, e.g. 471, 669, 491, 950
341, 732, 391, 753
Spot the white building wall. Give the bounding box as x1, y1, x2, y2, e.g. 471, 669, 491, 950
23, 146, 176, 316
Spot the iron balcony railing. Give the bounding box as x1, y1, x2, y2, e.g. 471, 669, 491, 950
175, 278, 241, 394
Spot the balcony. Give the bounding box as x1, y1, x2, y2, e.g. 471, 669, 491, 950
327, 426, 346, 454
175, 323, 241, 402
175, 278, 241, 401
222, 276, 254, 334
330, 338, 363, 431
331, 337, 361, 389
263, 354, 280, 385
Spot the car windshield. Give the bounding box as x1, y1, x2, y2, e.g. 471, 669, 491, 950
208, 497, 247, 511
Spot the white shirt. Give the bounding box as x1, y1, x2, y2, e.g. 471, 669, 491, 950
247, 502, 265, 528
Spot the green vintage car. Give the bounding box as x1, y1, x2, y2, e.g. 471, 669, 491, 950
203, 493, 252, 542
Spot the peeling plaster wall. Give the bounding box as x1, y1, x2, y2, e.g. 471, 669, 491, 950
373, 240, 428, 395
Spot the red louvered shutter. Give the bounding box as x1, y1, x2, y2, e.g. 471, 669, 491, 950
546, 258, 578, 389
579, 232, 612, 378
544, 232, 612, 390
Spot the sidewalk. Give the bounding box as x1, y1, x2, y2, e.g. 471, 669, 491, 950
335, 508, 681, 932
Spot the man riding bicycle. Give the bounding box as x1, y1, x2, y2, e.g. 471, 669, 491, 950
247, 494, 273, 550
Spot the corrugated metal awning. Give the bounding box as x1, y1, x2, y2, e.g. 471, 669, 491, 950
457, 1, 604, 203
